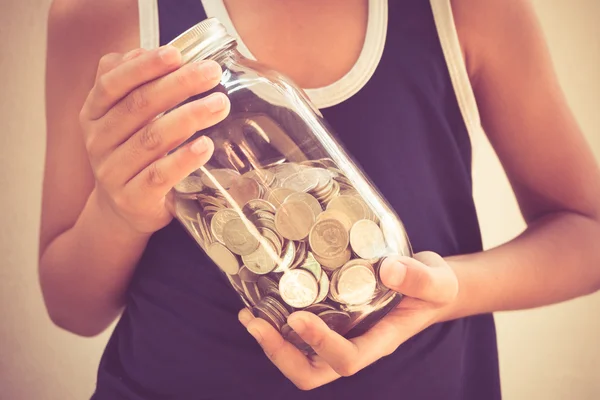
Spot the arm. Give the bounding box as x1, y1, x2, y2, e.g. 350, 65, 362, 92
40, 0, 147, 336
235, 0, 600, 390
40, 0, 227, 336
445, 0, 600, 320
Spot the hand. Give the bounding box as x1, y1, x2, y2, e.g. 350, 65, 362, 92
79, 45, 230, 234
238, 251, 459, 390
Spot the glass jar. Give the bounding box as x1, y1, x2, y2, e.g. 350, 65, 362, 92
168, 18, 412, 352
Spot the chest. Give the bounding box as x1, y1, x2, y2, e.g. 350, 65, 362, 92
222, 0, 368, 88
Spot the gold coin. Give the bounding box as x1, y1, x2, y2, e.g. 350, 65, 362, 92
309, 219, 349, 258
335, 260, 377, 306
313, 247, 352, 271
315, 209, 352, 232
326, 195, 367, 226
227, 177, 261, 206
275, 201, 315, 241
285, 192, 323, 219
206, 242, 240, 275
201, 168, 241, 189
267, 188, 296, 208
278, 269, 319, 308
210, 209, 239, 244
222, 218, 260, 256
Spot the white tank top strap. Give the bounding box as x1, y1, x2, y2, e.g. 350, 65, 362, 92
429, 0, 483, 148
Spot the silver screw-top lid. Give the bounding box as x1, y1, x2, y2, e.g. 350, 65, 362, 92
168, 18, 236, 64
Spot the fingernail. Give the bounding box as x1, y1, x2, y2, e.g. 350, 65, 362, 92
247, 326, 263, 343
238, 309, 253, 326
288, 315, 307, 334
158, 45, 181, 65
196, 60, 222, 80
203, 93, 227, 113
190, 136, 210, 154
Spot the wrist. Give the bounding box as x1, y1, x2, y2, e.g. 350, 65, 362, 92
437, 255, 474, 322
82, 189, 153, 244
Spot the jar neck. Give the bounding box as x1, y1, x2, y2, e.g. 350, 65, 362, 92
188, 41, 240, 66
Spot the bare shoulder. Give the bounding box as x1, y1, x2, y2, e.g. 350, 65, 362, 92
449, 0, 544, 84
47, 0, 141, 65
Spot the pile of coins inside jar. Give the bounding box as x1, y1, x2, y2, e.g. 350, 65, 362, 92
174, 158, 397, 351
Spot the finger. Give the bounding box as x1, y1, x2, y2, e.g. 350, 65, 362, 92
90, 59, 223, 158
244, 313, 340, 387
124, 134, 215, 201
379, 254, 458, 304
287, 311, 362, 377
102, 92, 229, 186
84, 46, 182, 120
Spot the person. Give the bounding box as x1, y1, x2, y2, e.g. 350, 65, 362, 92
40, 0, 600, 399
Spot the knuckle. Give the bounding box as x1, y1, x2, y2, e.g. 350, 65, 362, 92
95, 163, 111, 184
138, 123, 163, 151
175, 67, 197, 92
95, 75, 111, 99
123, 87, 150, 115
336, 362, 358, 377
146, 162, 166, 187
294, 379, 316, 391
97, 52, 120, 74
112, 193, 131, 213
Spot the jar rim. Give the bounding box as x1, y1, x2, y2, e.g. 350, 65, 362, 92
168, 17, 237, 64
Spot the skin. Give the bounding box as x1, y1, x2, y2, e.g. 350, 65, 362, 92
41, 0, 600, 391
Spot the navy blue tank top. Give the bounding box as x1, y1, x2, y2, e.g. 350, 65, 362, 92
93, 1, 502, 399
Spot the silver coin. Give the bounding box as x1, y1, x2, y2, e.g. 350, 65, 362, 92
210, 209, 239, 244
222, 218, 260, 256
206, 242, 240, 275
174, 175, 204, 195
241, 239, 279, 275
278, 269, 319, 308
285, 192, 323, 219
349, 219, 387, 260
201, 168, 241, 189
336, 261, 377, 305
275, 201, 315, 241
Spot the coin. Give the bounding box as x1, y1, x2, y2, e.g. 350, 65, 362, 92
243, 199, 277, 215
279, 269, 319, 308
275, 201, 315, 241
317, 310, 351, 333
314, 247, 352, 271
304, 303, 337, 314
267, 188, 296, 208
257, 276, 280, 299
206, 242, 240, 275
315, 209, 353, 232
238, 265, 260, 282
298, 252, 322, 281
210, 209, 239, 244
227, 177, 261, 206
242, 239, 279, 275
242, 280, 263, 306
335, 260, 377, 305
201, 168, 241, 189
327, 195, 367, 226
243, 168, 276, 187
281, 323, 311, 352
272, 240, 296, 273
222, 218, 260, 256
349, 219, 387, 260
314, 271, 330, 304
281, 170, 319, 192
285, 192, 323, 219
309, 219, 349, 258
174, 175, 204, 195
263, 296, 291, 321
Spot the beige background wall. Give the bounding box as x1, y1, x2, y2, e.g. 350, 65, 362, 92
0, 1, 598, 399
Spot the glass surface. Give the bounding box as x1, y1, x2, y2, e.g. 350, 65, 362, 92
170, 46, 412, 352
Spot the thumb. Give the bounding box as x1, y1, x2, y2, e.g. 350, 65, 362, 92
379, 253, 458, 304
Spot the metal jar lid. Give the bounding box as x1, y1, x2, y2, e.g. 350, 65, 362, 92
168, 18, 237, 64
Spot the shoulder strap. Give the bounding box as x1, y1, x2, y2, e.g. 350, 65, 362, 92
138, 0, 160, 49
430, 0, 483, 147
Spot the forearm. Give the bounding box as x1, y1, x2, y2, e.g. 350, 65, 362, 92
39, 190, 151, 336
443, 211, 600, 321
